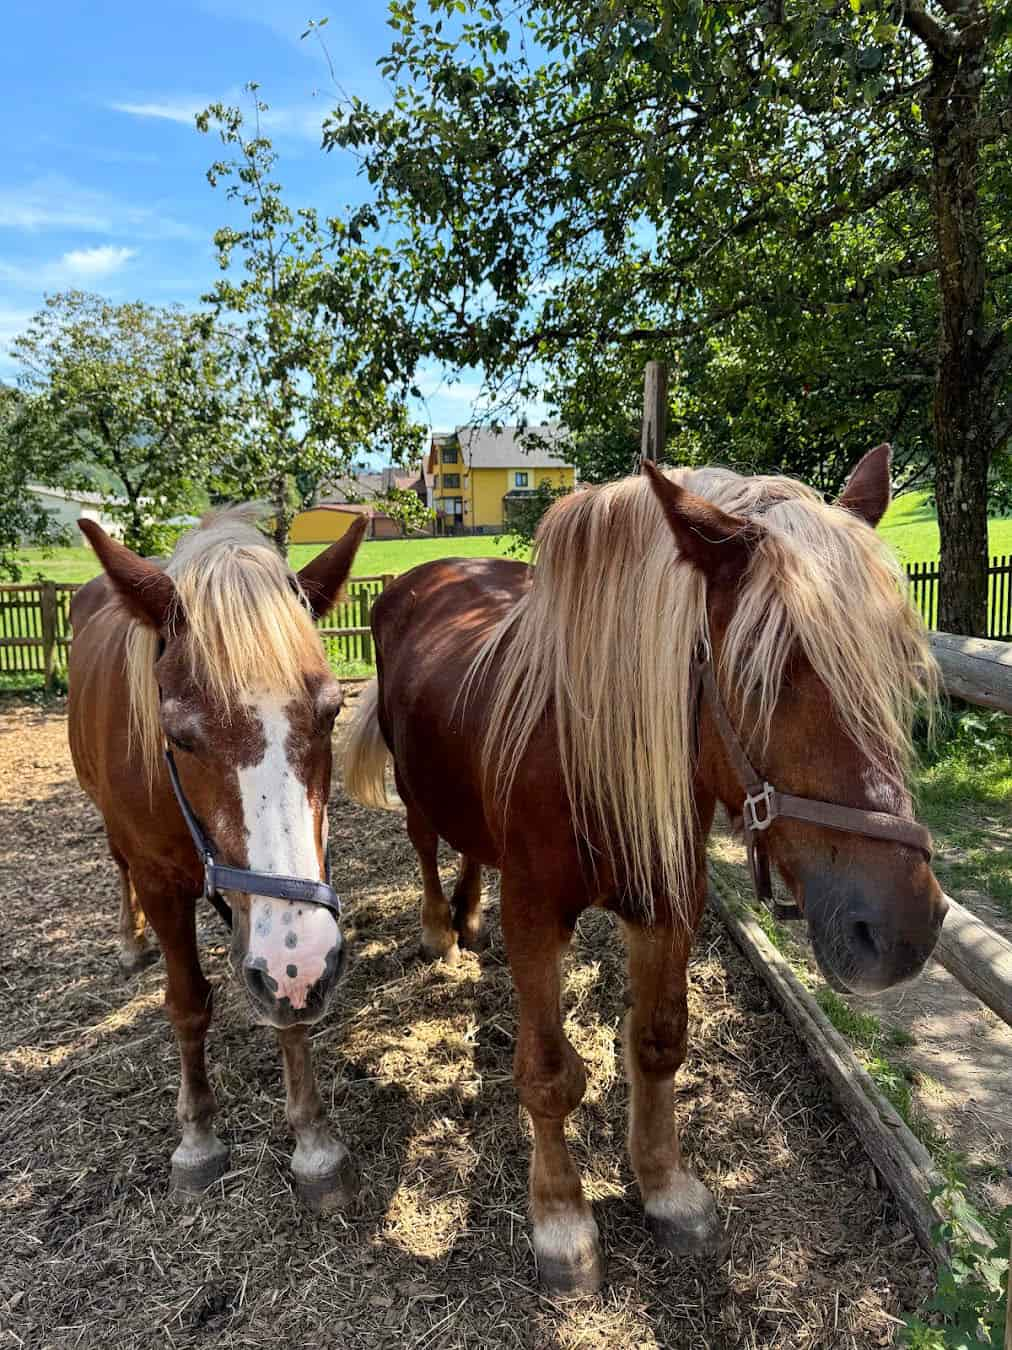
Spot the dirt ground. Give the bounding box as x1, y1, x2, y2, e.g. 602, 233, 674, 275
0, 697, 937, 1350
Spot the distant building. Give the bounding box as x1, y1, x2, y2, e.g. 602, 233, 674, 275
289, 501, 418, 545
26, 484, 131, 539
317, 466, 427, 511
425, 427, 575, 534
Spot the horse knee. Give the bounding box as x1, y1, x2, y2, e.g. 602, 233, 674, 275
626, 1000, 688, 1080
165, 988, 213, 1043
515, 1035, 587, 1120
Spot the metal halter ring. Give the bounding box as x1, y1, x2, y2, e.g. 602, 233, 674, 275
743, 783, 777, 833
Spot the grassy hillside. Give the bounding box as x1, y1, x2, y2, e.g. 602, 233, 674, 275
11, 488, 1012, 585
878, 489, 1012, 564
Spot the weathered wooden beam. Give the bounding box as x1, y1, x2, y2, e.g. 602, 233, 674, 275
929, 631, 1012, 714
935, 894, 1012, 1030
708, 870, 994, 1263
640, 361, 668, 463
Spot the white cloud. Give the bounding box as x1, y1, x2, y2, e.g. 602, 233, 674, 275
110, 91, 329, 142
110, 98, 207, 126
0, 245, 136, 290
56, 245, 135, 280
0, 177, 199, 241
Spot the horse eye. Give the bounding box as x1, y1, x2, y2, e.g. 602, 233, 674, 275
166, 732, 196, 754
316, 689, 343, 731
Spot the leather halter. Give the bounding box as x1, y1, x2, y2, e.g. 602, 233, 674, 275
164, 745, 341, 931
692, 642, 933, 921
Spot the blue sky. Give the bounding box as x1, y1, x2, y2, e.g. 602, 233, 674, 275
0, 0, 539, 444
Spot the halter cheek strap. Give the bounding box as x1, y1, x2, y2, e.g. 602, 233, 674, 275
693, 646, 933, 921
164, 746, 341, 931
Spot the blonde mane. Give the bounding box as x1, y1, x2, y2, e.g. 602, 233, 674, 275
122, 508, 327, 781
467, 465, 937, 918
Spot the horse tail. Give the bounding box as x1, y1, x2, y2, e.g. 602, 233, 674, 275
343, 679, 392, 809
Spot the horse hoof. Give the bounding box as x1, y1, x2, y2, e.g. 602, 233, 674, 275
536, 1247, 604, 1297
118, 942, 159, 976
294, 1149, 358, 1213
420, 937, 460, 966
170, 1139, 230, 1196
645, 1178, 723, 1256
533, 1215, 604, 1296
457, 924, 488, 954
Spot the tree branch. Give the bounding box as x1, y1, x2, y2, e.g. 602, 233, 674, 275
901, 2, 958, 55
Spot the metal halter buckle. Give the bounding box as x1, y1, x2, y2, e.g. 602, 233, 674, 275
743, 782, 776, 833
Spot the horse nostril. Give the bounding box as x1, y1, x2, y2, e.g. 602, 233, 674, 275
243, 962, 277, 1006
850, 919, 881, 959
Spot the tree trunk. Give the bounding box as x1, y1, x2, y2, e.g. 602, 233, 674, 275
272, 472, 291, 559
927, 8, 991, 637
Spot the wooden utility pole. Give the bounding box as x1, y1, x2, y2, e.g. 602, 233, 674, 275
640, 361, 669, 463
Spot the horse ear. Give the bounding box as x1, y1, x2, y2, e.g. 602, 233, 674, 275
642, 460, 762, 582
296, 515, 369, 619
836, 443, 892, 527
78, 519, 177, 630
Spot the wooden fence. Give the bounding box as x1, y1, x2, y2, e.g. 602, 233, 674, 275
907, 554, 1012, 639
0, 574, 394, 687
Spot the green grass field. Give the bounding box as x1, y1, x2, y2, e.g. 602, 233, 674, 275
10, 532, 519, 585
877, 489, 1012, 564
9, 489, 1012, 585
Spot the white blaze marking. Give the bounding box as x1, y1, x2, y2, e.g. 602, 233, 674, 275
239, 696, 337, 1009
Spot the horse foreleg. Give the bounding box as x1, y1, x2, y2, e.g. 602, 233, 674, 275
404, 801, 459, 964
142, 891, 229, 1194
502, 877, 602, 1294
451, 856, 485, 951
276, 1025, 357, 1212
622, 915, 721, 1255
111, 846, 155, 975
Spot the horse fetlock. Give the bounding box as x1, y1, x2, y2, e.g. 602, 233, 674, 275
532, 1210, 604, 1295
643, 1171, 722, 1256
291, 1135, 358, 1212
170, 1129, 230, 1195
455, 915, 488, 953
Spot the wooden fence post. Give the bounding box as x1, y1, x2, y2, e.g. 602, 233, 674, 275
358, 587, 372, 666
640, 360, 669, 463
41, 581, 57, 692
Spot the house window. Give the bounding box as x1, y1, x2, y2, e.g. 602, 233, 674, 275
441, 447, 459, 464
515, 471, 529, 487
442, 473, 461, 488
436, 496, 463, 517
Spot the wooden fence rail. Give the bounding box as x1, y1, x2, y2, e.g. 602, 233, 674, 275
0, 574, 394, 688
908, 554, 1012, 639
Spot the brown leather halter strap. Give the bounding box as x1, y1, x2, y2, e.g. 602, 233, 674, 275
692, 643, 933, 921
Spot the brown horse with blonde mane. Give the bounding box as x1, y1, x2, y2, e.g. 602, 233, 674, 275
344, 446, 946, 1292
69, 509, 366, 1208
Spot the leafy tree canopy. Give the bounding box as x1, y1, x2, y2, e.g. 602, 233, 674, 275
11, 292, 232, 553
325, 0, 1012, 632
198, 89, 427, 552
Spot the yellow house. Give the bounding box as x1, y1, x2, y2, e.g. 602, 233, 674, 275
289, 504, 371, 544
426, 427, 576, 534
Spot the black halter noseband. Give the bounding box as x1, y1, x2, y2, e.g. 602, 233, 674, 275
164, 745, 341, 931
692, 642, 933, 921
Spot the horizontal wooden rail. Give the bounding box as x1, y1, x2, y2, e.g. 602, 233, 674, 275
929, 631, 1012, 714
935, 894, 1012, 1029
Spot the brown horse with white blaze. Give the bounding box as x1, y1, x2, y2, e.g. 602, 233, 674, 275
69, 509, 366, 1207
344, 446, 947, 1292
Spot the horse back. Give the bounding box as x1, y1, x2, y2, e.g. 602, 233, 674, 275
370, 557, 576, 871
